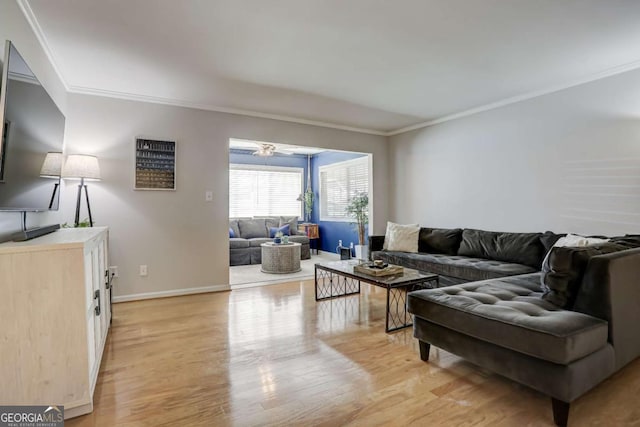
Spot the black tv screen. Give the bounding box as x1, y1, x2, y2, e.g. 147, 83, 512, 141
0, 40, 65, 211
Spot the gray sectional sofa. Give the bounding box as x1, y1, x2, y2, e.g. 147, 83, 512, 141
229, 217, 310, 266
370, 228, 640, 426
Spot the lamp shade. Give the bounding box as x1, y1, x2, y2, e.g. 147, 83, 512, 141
40, 152, 63, 178
62, 154, 101, 181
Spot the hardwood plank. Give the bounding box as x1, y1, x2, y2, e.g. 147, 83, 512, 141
66, 280, 640, 426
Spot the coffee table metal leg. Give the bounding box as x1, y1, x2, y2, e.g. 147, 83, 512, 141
386, 286, 413, 333
316, 267, 335, 301
315, 268, 361, 301
313, 265, 318, 301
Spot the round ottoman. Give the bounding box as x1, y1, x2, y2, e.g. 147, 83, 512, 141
261, 242, 302, 274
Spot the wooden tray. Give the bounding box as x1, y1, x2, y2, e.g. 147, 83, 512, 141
354, 264, 404, 277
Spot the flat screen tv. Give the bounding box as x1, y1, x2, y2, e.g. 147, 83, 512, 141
0, 40, 65, 212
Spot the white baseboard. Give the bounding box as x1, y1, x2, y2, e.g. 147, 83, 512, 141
318, 249, 340, 258
113, 284, 230, 303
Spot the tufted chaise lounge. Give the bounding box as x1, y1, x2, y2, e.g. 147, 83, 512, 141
408, 249, 640, 426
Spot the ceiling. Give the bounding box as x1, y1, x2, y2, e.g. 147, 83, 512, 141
22, 0, 640, 135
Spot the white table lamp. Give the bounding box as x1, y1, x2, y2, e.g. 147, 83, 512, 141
40, 152, 63, 209
62, 154, 101, 227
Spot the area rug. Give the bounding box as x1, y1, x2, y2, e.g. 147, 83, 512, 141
229, 251, 339, 289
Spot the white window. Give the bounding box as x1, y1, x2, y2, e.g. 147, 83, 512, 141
229, 164, 303, 218
319, 156, 369, 222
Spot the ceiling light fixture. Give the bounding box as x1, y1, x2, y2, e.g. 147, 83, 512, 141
253, 143, 276, 157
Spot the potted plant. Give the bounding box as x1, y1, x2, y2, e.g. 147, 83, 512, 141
345, 192, 369, 259
303, 188, 314, 223
274, 231, 284, 244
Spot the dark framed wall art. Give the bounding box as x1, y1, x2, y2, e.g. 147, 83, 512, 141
134, 137, 176, 190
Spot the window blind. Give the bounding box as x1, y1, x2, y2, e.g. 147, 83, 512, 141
319, 156, 369, 221
229, 164, 303, 218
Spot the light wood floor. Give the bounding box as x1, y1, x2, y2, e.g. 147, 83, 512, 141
68, 280, 640, 426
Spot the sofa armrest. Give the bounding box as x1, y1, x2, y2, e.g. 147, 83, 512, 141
369, 235, 385, 260
574, 247, 640, 370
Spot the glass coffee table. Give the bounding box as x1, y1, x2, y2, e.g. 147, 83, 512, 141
315, 260, 439, 333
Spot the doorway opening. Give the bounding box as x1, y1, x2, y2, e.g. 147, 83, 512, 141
228, 138, 372, 288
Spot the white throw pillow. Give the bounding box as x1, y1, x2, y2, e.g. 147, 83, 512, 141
383, 221, 417, 250
383, 222, 420, 253
554, 233, 609, 248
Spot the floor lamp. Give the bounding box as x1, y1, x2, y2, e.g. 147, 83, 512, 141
62, 154, 101, 227
39, 152, 63, 209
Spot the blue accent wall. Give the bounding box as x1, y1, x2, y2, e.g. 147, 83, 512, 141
310, 151, 368, 254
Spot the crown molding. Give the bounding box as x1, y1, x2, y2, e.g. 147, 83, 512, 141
69, 55, 640, 138
67, 85, 388, 135
17, 0, 69, 91
387, 58, 640, 136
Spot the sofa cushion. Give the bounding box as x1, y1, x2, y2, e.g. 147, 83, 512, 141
248, 237, 272, 247
419, 228, 463, 255
541, 242, 633, 308
609, 234, 640, 248
229, 220, 241, 239
372, 251, 536, 282
540, 231, 565, 253
265, 217, 280, 231
279, 216, 299, 235
238, 219, 268, 239
229, 238, 250, 249
458, 229, 544, 269
407, 273, 609, 365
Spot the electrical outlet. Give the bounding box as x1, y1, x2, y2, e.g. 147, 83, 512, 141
109, 266, 119, 278
139, 265, 148, 276
205, 191, 213, 202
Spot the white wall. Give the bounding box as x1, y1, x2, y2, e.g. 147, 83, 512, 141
389, 68, 640, 236
0, 1, 388, 299
0, 0, 68, 240
63, 93, 389, 299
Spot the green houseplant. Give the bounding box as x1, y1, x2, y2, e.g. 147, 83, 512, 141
62, 218, 92, 228
345, 192, 369, 259
303, 188, 314, 223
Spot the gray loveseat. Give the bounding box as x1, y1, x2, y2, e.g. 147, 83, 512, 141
370, 228, 640, 426
229, 217, 310, 266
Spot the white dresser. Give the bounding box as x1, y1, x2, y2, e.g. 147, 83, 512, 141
0, 227, 111, 419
